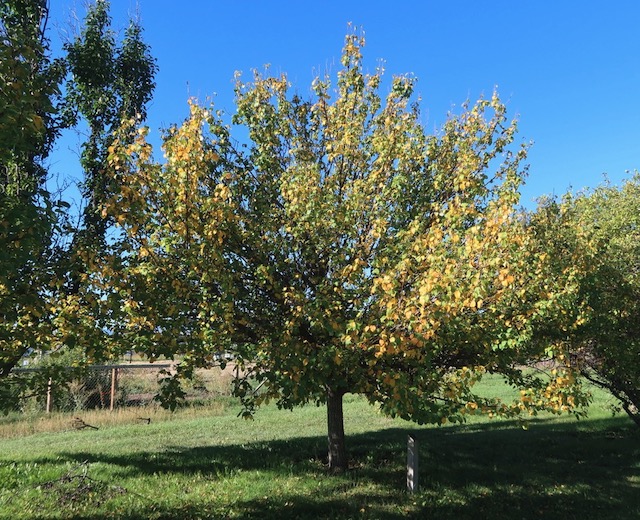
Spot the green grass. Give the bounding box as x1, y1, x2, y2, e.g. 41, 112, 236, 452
0, 385, 638, 519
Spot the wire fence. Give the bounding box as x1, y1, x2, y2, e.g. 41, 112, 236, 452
10, 363, 236, 415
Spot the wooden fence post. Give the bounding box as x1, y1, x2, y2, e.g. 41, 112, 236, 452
110, 368, 118, 411
407, 434, 419, 493
46, 377, 53, 413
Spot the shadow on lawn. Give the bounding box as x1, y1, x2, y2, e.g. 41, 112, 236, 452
31, 416, 639, 520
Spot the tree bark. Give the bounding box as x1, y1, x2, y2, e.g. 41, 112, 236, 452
622, 402, 640, 427
326, 386, 348, 473
0, 355, 22, 379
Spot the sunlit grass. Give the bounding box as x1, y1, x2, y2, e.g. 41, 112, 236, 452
0, 380, 638, 519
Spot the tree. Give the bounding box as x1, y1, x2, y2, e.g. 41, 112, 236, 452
0, 0, 156, 410
531, 175, 640, 426
0, 0, 67, 383
64, 0, 156, 247
105, 33, 587, 471
53, 0, 157, 364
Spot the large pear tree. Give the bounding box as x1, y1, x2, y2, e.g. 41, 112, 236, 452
105, 34, 586, 471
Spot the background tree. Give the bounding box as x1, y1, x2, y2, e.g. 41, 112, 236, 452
43, 0, 158, 370
0, 0, 67, 384
64, 0, 156, 246
531, 175, 640, 426
0, 0, 156, 410
106, 34, 587, 471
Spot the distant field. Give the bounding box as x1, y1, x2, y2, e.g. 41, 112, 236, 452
0, 379, 638, 519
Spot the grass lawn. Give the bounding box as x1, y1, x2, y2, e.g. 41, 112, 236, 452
0, 382, 638, 519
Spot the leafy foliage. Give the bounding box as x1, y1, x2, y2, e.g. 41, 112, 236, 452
531, 174, 640, 425
0, 0, 156, 412
0, 0, 67, 385
105, 33, 587, 470
53, 0, 158, 371
64, 0, 157, 243
0, 0, 66, 190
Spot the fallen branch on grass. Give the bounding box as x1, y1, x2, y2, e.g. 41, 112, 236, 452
72, 417, 98, 430
41, 460, 127, 507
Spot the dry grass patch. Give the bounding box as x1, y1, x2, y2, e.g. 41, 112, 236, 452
0, 400, 228, 439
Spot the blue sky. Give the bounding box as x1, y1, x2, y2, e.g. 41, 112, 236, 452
47, 0, 640, 208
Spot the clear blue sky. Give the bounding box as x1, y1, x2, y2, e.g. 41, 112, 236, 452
48, 0, 640, 207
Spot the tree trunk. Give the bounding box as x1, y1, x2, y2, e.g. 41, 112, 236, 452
326, 386, 348, 473
623, 402, 640, 427
0, 355, 22, 379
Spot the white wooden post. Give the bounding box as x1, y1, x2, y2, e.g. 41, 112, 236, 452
46, 377, 53, 413
110, 368, 118, 411
407, 434, 419, 493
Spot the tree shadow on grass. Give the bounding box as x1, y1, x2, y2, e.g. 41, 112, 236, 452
26, 417, 640, 520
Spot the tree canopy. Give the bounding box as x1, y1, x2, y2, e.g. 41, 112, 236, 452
0, 0, 156, 409
105, 33, 587, 471
64, 0, 156, 246
530, 174, 640, 426
0, 0, 66, 382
